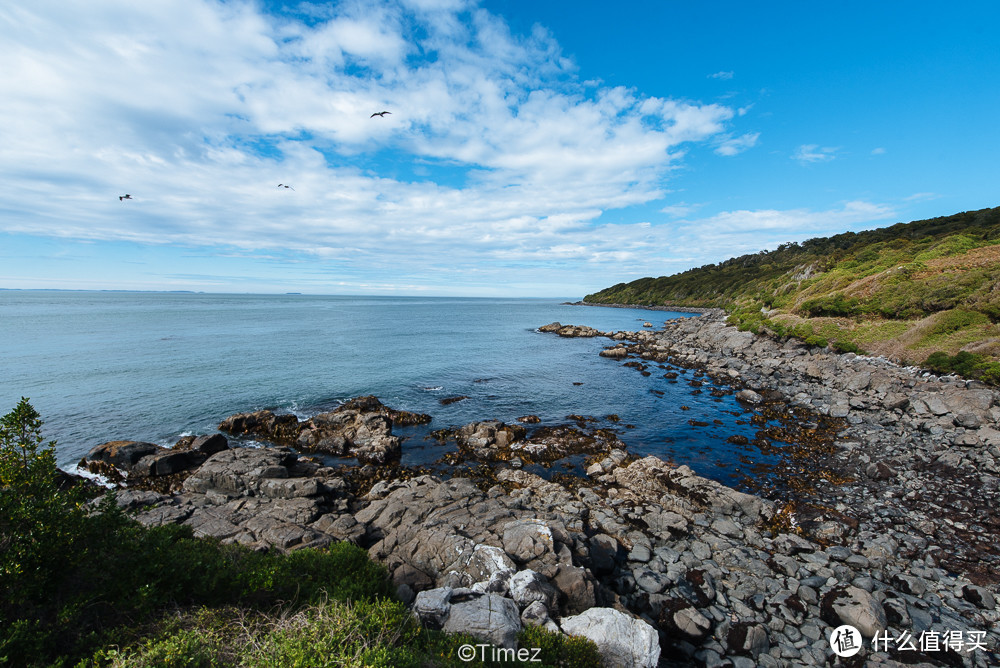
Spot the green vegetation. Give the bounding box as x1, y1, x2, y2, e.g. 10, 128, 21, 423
585, 207, 1000, 379
923, 351, 1000, 385
0, 400, 602, 668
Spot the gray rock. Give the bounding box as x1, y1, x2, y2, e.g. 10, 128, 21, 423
954, 412, 983, 429
413, 587, 452, 629
520, 600, 560, 633
961, 584, 996, 610
441, 593, 521, 649
736, 389, 764, 405
671, 605, 712, 639
588, 533, 620, 573
508, 570, 557, 610
83, 440, 159, 472
726, 623, 770, 659
820, 585, 887, 638
502, 519, 556, 564
552, 565, 596, 615
560, 607, 660, 668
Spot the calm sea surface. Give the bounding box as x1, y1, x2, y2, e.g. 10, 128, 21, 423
0, 291, 786, 488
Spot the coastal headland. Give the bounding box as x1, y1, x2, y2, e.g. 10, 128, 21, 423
80, 311, 1000, 667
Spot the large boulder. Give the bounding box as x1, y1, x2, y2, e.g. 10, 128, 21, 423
561, 607, 660, 668
83, 440, 159, 471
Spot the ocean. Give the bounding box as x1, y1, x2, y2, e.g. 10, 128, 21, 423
0, 291, 785, 487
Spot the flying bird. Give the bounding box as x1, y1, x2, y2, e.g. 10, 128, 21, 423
277, 184, 294, 190
370, 111, 391, 118
119, 194, 132, 201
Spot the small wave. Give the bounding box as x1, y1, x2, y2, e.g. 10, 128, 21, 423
66, 464, 116, 488
421, 386, 443, 391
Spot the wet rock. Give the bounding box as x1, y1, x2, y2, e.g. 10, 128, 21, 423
83, 440, 159, 472
736, 389, 764, 405
219, 410, 301, 443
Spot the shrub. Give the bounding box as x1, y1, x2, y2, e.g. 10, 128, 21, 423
923, 350, 1000, 385
831, 340, 863, 355
0, 399, 396, 667
803, 335, 828, 348
800, 293, 861, 317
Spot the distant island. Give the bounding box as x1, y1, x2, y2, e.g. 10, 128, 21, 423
586, 206, 1000, 382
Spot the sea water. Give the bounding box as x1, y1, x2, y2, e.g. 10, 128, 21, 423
0, 291, 784, 488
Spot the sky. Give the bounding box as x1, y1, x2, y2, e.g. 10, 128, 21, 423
1, 0, 998, 297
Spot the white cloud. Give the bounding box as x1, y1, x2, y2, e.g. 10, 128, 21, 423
708, 71, 734, 80
871, 147, 886, 155
0, 0, 759, 295
663, 201, 897, 264
659, 202, 701, 218
714, 132, 759, 156
793, 144, 839, 163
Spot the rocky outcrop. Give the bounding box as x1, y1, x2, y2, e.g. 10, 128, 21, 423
109, 446, 362, 551
81, 434, 229, 480
218, 396, 430, 465
538, 322, 607, 338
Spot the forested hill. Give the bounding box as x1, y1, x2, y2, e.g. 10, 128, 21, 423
585, 206, 1000, 378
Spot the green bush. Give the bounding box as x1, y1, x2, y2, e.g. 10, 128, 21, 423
831, 340, 864, 354
518, 624, 604, 666
923, 350, 1000, 385
803, 335, 828, 348
800, 293, 861, 317
974, 361, 1000, 385
0, 399, 395, 667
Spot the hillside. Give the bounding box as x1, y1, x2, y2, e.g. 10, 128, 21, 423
585, 206, 1000, 378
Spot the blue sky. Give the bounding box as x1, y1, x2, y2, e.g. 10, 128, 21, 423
1, 0, 997, 297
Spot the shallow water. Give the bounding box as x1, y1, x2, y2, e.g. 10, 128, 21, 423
0, 291, 788, 487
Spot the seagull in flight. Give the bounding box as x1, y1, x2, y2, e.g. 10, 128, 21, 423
119, 194, 132, 201
370, 110, 391, 118
277, 184, 295, 190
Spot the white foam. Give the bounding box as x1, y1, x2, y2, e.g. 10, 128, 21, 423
65, 463, 116, 488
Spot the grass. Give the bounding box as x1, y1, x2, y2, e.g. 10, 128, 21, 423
85, 603, 605, 668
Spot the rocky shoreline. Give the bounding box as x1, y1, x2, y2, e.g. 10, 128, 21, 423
78, 312, 999, 667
